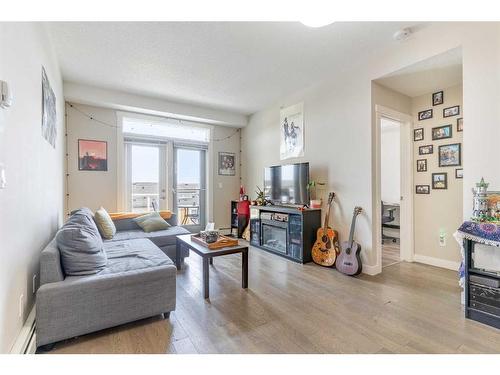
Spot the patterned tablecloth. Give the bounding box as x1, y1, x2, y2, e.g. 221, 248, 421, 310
455, 221, 500, 302
457, 221, 500, 247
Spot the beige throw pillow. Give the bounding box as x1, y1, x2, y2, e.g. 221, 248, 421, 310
133, 212, 170, 233
94, 207, 116, 239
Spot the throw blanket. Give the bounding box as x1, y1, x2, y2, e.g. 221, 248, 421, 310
457, 221, 500, 247
455, 221, 500, 303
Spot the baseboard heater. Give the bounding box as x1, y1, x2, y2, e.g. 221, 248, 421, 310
10, 305, 37, 354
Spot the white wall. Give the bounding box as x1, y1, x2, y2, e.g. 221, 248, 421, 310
380, 118, 401, 204
0, 23, 64, 352
412, 84, 463, 267
242, 23, 500, 273
66, 102, 240, 228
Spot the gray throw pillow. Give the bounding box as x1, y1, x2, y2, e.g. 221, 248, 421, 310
56, 208, 107, 275
133, 212, 170, 233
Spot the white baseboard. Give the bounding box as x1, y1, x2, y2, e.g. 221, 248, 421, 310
362, 263, 381, 276
413, 254, 460, 271
10, 304, 36, 354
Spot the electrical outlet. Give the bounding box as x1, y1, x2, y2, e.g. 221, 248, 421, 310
439, 230, 446, 247
32, 274, 37, 294
19, 294, 24, 318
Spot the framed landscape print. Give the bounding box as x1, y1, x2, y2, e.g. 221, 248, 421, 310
438, 143, 461, 167
414, 128, 424, 141
432, 124, 452, 140
432, 173, 448, 189
78, 139, 108, 171
432, 91, 444, 106
416, 159, 427, 172
218, 152, 236, 176
443, 105, 460, 118
416, 185, 430, 194
419, 145, 433, 155
418, 109, 433, 121
457, 117, 463, 132
455, 168, 463, 179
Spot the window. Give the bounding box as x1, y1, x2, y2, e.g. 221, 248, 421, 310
119, 112, 209, 231
122, 115, 210, 143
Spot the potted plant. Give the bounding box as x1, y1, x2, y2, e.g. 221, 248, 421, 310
307, 180, 326, 208
255, 186, 266, 206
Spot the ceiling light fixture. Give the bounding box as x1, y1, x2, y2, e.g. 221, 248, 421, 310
300, 19, 334, 28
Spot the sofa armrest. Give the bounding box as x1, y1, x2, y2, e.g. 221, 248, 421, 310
36, 265, 176, 347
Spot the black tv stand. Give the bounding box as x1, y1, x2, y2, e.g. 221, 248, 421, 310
249, 205, 321, 263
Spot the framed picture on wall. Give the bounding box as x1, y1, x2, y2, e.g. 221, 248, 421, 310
443, 105, 460, 118
416, 159, 427, 172
78, 139, 108, 171
432, 91, 444, 106
432, 124, 452, 140
457, 118, 463, 132
416, 185, 430, 194
414, 128, 424, 141
432, 173, 448, 189
438, 143, 461, 167
455, 168, 463, 179
419, 145, 433, 155
41, 66, 57, 148
218, 152, 236, 176
418, 109, 433, 121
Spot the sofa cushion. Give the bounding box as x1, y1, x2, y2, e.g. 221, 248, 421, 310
133, 212, 170, 233
106, 226, 189, 248
98, 238, 173, 275
56, 208, 107, 276
94, 207, 116, 239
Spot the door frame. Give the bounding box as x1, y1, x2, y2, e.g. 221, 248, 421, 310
374, 105, 414, 274
125, 141, 168, 212
173, 144, 207, 232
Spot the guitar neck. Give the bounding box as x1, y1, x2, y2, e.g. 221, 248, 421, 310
323, 205, 331, 231
348, 213, 358, 248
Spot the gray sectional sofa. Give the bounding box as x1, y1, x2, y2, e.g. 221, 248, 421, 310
36, 211, 190, 350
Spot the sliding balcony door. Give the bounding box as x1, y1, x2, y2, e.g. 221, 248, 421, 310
173, 146, 206, 232
126, 142, 167, 212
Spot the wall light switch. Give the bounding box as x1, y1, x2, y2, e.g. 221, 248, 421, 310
0, 164, 6, 189
218, 182, 223, 189
19, 294, 24, 318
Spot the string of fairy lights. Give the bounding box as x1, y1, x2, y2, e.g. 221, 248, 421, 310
67, 103, 241, 142
64, 103, 241, 215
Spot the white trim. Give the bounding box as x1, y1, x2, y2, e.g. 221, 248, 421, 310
10, 305, 36, 354
116, 112, 126, 211
413, 254, 460, 271
374, 105, 414, 275
362, 263, 381, 276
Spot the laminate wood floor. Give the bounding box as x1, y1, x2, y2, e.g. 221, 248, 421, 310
382, 241, 400, 268
48, 244, 500, 354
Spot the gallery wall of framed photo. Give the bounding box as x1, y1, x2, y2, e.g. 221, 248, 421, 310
413, 84, 463, 264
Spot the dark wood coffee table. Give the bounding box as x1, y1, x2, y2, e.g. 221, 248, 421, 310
175, 234, 248, 299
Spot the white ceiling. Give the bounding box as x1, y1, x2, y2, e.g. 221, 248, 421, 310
375, 47, 462, 97
46, 22, 423, 115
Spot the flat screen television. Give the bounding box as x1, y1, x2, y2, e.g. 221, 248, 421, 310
264, 162, 310, 205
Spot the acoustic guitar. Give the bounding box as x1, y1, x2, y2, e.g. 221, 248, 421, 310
311, 192, 339, 267
336, 206, 363, 276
